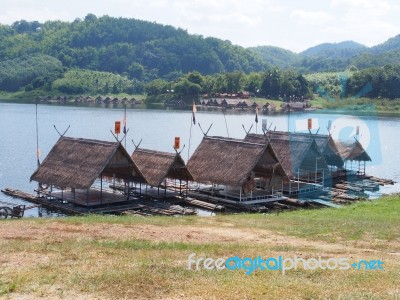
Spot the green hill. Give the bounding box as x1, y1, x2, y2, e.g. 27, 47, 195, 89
248, 46, 299, 69
371, 34, 400, 54
300, 41, 367, 59
0, 15, 267, 80
2, 14, 400, 101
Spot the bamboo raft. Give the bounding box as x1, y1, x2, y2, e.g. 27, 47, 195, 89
1, 188, 195, 216
368, 176, 396, 186
182, 197, 225, 212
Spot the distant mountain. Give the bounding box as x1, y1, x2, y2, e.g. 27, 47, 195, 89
2, 14, 400, 90
370, 34, 400, 54
248, 46, 300, 69
300, 41, 367, 59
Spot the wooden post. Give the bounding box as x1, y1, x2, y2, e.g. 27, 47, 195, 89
298, 168, 300, 190
186, 176, 189, 198
315, 158, 318, 185
364, 161, 366, 176
100, 174, 103, 205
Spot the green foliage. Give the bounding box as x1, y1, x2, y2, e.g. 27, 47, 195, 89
52, 69, 134, 94
0, 54, 63, 92
305, 70, 354, 98
249, 46, 299, 69
0, 15, 268, 80
258, 69, 311, 100
346, 65, 400, 99
300, 41, 367, 58
1, 14, 400, 101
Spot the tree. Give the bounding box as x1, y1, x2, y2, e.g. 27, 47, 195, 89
173, 78, 202, 96
84, 13, 97, 22
261, 69, 281, 98
186, 71, 204, 86
128, 62, 144, 80
145, 79, 168, 96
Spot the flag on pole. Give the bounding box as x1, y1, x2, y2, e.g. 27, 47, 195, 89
307, 118, 312, 130
192, 102, 197, 125
262, 119, 267, 131
123, 107, 127, 134
294, 118, 319, 131
255, 107, 259, 123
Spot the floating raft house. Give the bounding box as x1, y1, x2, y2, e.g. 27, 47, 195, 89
244, 133, 331, 195
335, 139, 372, 176
131, 148, 194, 198
266, 131, 344, 170
187, 136, 288, 203
30, 137, 147, 207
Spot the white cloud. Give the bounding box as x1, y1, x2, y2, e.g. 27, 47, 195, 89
290, 10, 333, 24
331, 0, 390, 9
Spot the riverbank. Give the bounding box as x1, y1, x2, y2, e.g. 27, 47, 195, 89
2, 90, 400, 116
311, 96, 400, 116
1, 194, 399, 299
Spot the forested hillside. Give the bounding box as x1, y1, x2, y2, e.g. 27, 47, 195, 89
1, 15, 267, 80
1, 14, 400, 102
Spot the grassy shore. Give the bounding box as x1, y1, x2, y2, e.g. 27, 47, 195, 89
0, 194, 399, 299
3, 91, 400, 117
0, 90, 146, 103
311, 96, 400, 116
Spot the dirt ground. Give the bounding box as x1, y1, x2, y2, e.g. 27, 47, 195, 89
1, 219, 397, 258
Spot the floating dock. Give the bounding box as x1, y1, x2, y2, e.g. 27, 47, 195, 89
1, 188, 195, 216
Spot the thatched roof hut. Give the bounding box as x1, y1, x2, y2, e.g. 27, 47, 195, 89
244, 134, 331, 179
187, 136, 287, 186
335, 140, 372, 162
131, 148, 193, 187
281, 102, 305, 111
30, 137, 146, 189
266, 131, 343, 168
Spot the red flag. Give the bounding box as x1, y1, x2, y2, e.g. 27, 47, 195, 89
307, 118, 312, 130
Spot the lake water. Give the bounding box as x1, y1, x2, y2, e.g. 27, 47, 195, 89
0, 102, 399, 217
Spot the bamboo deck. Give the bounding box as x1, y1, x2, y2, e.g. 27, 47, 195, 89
1, 188, 195, 216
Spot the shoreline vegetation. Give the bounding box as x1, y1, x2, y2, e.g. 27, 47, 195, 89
0, 194, 399, 299
1, 91, 400, 116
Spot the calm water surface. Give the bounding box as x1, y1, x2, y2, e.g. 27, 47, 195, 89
0, 103, 399, 217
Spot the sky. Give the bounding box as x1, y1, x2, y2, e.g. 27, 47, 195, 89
1, 0, 400, 53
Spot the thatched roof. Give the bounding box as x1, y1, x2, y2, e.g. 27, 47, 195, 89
187, 136, 287, 186
30, 137, 146, 189
244, 133, 331, 178
131, 148, 193, 187
266, 131, 344, 168
335, 140, 372, 162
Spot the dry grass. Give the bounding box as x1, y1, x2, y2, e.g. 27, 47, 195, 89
0, 195, 399, 299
